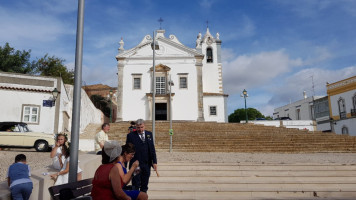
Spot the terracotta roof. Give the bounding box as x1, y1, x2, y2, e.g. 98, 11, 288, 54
82, 84, 116, 91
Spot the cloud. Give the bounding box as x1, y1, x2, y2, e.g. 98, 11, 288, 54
223, 15, 256, 41
223, 50, 302, 94
267, 66, 356, 106
0, 7, 73, 44
199, 0, 216, 10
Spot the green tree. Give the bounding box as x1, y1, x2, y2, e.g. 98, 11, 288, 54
90, 95, 111, 117
0, 43, 36, 74
228, 108, 265, 123
35, 54, 74, 84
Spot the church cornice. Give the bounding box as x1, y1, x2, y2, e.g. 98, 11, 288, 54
203, 92, 229, 97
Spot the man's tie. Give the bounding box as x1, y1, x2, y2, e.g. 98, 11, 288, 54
140, 134, 145, 142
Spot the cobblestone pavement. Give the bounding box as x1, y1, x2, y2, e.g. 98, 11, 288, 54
1, 148, 356, 182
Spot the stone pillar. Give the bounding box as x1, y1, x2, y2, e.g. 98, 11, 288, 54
196, 57, 205, 122
116, 60, 124, 121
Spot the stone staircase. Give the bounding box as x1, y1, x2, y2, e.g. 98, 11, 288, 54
147, 162, 356, 200
80, 121, 356, 153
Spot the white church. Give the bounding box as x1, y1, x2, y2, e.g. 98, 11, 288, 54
115, 28, 228, 122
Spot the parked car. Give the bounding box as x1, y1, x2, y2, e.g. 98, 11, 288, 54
0, 122, 55, 152
255, 118, 266, 120
274, 117, 292, 120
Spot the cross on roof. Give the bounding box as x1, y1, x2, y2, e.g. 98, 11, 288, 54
158, 17, 164, 29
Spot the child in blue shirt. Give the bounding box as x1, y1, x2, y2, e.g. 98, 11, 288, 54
7, 154, 33, 200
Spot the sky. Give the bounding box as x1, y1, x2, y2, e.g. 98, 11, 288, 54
1, 0, 356, 117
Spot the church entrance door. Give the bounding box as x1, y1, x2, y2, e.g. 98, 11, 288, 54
156, 103, 167, 120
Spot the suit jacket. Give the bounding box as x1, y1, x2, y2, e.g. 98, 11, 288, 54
126, 130, 157, 168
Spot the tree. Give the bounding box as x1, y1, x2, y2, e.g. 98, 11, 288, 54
228, 108, 265, 123
90, 95, 111, 117
0, 43, 36, 74
34, 54, 74, 84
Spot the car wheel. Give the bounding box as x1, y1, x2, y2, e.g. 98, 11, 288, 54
34, 140, 49, 152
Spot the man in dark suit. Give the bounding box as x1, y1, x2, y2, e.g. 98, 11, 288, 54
126, 119, 157, 192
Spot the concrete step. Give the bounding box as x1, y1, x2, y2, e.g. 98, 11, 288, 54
146, 162, 356, 200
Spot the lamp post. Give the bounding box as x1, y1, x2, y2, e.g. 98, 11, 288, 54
109, 89, 113, 123
168, 75, 174, 153
151, 31, 159, 144
241, 89, 248, 123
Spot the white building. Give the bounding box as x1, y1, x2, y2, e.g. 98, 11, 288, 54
115, 28, 228, 122
327, 75, 356, 135
0, 72, 103, 134
273, 92, 323, 120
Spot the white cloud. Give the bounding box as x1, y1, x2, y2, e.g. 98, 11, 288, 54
0, 7, 73, 44
223, 50, 302, 94
223, 15, 256, 41
267, 66, 356, 106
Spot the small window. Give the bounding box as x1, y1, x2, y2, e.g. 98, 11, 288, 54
132, 74, 142, 90
22, 105, 40, 124
342, 126, 349, 135
206, 48, 213, 63
179, 77, 187, 89
133, 78, 141, 89
209, 106, 217, 116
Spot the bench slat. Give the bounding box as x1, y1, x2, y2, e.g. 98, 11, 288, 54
48, 178, 93, 200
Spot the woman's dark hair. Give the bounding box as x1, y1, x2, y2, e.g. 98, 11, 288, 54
15, 154, 26, 163
130, 121, 136, 126
62, 144, 70, 159
102, 123, 110, 130
121, 143, 135, 156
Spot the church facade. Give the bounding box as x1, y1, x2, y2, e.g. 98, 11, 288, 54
115, 28, 228, 122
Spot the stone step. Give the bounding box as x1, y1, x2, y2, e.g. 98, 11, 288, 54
145, 162, 356, 200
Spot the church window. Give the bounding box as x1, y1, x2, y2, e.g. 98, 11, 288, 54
22, 105, 40, 124
206, 47, 213, 63
132, 74, 142, 90
209, 106, 217, 116
179, 77, 187, 89
156, 76, 166, 94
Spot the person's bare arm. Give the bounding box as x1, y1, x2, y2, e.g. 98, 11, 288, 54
118, 160, 139, 184
50, 160, 69, 179
110, 165, 131, 200
50, 142, 60, 158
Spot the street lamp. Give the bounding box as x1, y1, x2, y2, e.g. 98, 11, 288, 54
168, 75, 174, 153
151, 31, 159, 144
51, 88, 59, 106
109, 89, 113, 123
240, 89, 248, 123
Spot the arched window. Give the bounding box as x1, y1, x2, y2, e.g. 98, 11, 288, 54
352, 94, 356, 117
342, 126, 349, 135
338, 98, 346, 119
206, 47, 213, 63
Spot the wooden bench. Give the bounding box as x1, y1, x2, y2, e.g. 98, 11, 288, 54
48, 178, 93, 200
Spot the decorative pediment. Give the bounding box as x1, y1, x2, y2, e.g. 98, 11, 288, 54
116, 32, 204, 60
150, 64, 171, 72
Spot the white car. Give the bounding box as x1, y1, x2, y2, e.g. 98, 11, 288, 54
0, 122, 55, 152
